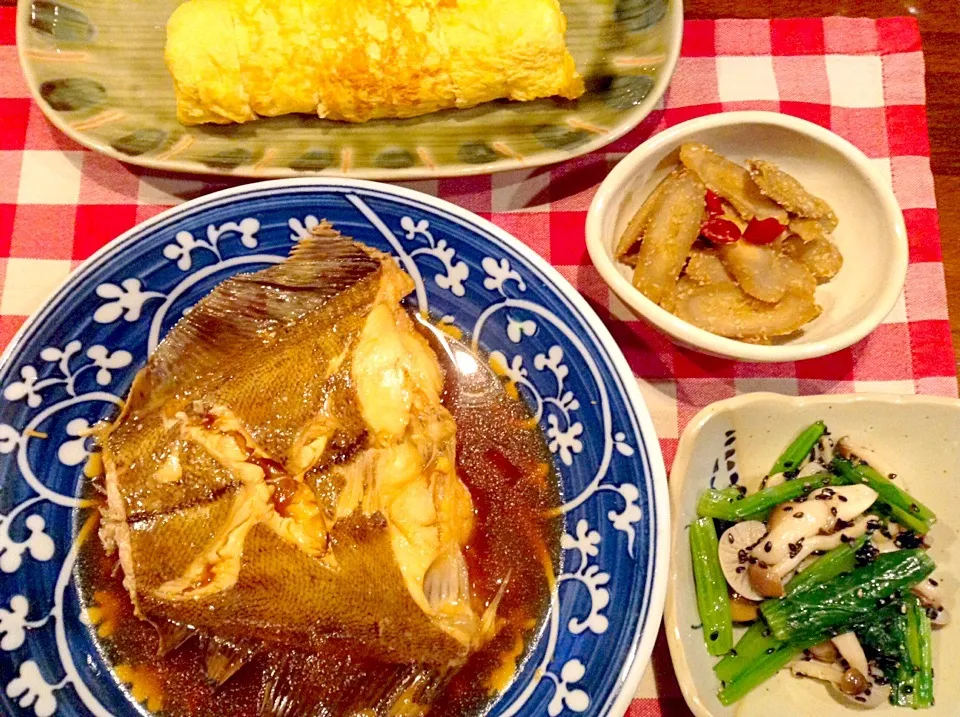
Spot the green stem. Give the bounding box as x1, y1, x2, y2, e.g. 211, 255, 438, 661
891, 596, 935, 708
718, 641, 814, 706
697, 472, 833, 522
786, 534, 867, 595
714, 622, 778, 684
832, 458, 936, 534
690, 517, 734, 656
769, 421, 827, 476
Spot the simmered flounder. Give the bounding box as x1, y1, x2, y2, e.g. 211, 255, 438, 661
99, 224, 492, 670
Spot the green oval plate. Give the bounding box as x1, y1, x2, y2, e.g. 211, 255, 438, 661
17, 0, 682, 180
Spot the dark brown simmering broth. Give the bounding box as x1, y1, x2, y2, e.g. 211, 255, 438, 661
75, 321, 562, 717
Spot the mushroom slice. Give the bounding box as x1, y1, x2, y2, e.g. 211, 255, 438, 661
729, 594, 759, 623
614, 168, 685, 263
791, 659, 891, 708
719, 241, 787, 303
912, 572, 950, 627
746, 159, 838, 230
764, 514, 877, 581
780, 233, 842, 282
747, 562, 784, 599
791, 659, 845, 683
832, 632, 869, 679
674, 284, 821, 341
820, 484, 879, 525
679, 143, 788, 223
718, 520, 767, 602
807, 640, 839, 663
630, 171, 705, 305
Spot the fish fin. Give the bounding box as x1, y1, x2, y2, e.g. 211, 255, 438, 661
134, 228, 381, 410
478, 571, 512, 643
423, 544, 470, 610
152, 619, 197, 657
258, 649, 446, 717
204, 635, 261, 687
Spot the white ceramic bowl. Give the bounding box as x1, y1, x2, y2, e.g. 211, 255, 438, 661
585, 111, 908, 362
665, 392, 960, 717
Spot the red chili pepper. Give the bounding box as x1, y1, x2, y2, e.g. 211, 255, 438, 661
700, 217, 741, 245
705, 190, 725, 217
743, 217, 786, 245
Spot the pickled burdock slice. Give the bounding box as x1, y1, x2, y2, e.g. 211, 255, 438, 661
679, 143, 787, 223
614, 168, 685, 264
631, 171, 706, 304
719, 241, 788, 303
781, 233, 843, 282
747, 159, 838, 231
685, 248, 733, 286
674, 283, 821, 340
778, 255, 817, 296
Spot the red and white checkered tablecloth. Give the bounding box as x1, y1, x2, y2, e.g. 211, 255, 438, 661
1, 10, 954, 715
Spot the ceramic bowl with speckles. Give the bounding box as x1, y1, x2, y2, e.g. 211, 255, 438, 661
666, 392, 960, 717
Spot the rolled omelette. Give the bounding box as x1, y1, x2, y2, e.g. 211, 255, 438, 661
165, 0, 585, 125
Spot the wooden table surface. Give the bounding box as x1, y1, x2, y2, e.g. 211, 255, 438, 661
686, 0, 960, 368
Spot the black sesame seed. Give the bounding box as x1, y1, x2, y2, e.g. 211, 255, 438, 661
838, 495, 848, 502
736, 566, 746, 574
855, 696, 866, 703
730, 472, 739, 485
831, 507, 838, 516
930, 579, 939, 586
764, 541, 772, 552
725, 449, 735, 460
794, 512, 805, 518
888, 473, 897, 480
766, 648, 776, 654
784, 505, 794, 512
727, 533, 735, 544
904, 685, 914, 695
710, 631, 719, 641
730, 649, 738, 656
910, 503, 920, 513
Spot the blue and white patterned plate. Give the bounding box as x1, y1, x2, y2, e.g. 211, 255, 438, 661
0, 179, 668, 717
